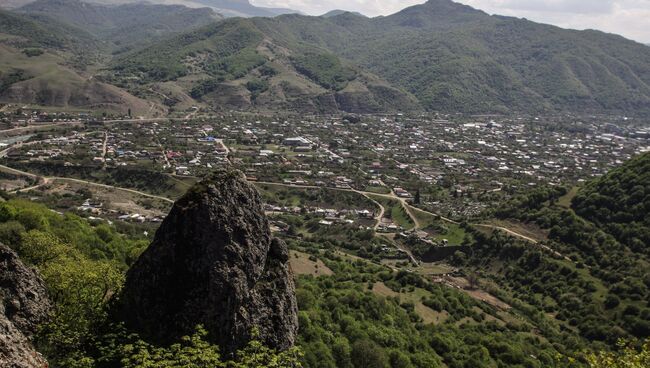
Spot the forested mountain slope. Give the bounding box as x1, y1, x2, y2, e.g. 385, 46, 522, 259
108, 18, 421, 113
18, 0, 223, 50
260, 0, 650, 114
486, 153, 650, 344
573, 152, 650, 255
3, 0, 650, 115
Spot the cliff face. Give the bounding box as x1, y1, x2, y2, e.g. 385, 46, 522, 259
116, 169, 298, 355
0, 244, 51, 368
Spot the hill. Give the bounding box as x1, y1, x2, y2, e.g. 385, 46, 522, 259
3, 0, 650, 115
18, 0, 223, 51
108, 18, 421, 113
269, 0, 650, 115
321, 9, 366, 18
2, 0, 300, 18
189, 0, 299, 17
110, 0, 650, 115
0, 9, 161, 115
486, 154, 650, 342
572, 152, 650, 255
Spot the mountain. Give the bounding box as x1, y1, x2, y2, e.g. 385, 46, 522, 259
3, 0, 650, 115
18, 0, 223, 50
0, 9, 161, 115
2, 0, 300, 18
321, 9, 366, 18
266, 0, 650, 115
115, 169, 298, 355
108, 18, 421, 113
189, 0, 299, 17
109, 0, 650, 115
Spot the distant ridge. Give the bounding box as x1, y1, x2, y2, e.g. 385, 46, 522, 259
2, 0, 650, 115
321, 9, 366, 18
18, 0, 222, 49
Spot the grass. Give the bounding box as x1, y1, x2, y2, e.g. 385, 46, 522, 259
364, 185, 391, 194
410, 206, 438, 228
368, 194, 415, 230
391, 204, 414, 230
289, 250, 333, 276
431, 222, 466, 245
557, 186, 580, 208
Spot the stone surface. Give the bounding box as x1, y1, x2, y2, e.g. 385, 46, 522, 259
117, 169, 298, 355
0, 243, 51, 368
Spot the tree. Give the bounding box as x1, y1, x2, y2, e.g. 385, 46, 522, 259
467, 272, 480, 290
587, 339, 650, 368
414, 190, 421, 205
351, 340, 389, 368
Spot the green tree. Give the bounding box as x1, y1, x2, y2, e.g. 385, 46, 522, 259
587, 340, 650, 368
351, 340, 389, 368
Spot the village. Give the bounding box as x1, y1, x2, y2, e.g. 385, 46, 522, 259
0, 110, 648, 235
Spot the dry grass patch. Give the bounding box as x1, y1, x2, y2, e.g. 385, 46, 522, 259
289, 250, 333, 277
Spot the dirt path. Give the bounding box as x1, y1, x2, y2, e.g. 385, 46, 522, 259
0, 164, 174, 203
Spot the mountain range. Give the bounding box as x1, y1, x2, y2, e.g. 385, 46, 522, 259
0, 0, 300, 18
1, 0, 650, 115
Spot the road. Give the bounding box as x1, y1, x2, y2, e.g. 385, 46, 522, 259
0, 121, 83, 137
0, 163, 174, 203
0, 129, 542, 249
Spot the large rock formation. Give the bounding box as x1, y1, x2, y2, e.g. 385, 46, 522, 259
116, 169, 298, 355
0, 244, 51, 368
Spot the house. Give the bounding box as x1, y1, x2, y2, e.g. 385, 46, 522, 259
282, 137, 311, 147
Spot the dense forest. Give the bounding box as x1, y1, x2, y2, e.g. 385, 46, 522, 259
486, 153, 650, 345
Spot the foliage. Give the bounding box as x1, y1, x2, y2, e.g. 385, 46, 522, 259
291, 51, 356, 91
116, 326, 302, 368
587, 340, 650, 368
573, 152, 650, 255
488, 167, 650, 343
290, 239, 574, 367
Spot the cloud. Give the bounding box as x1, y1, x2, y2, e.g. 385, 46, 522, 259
457, 0, 650, 42
250, 0, 650, 43
461, 0, 616, 14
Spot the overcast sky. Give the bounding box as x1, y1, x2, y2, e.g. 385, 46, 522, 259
251, 0, 650, 43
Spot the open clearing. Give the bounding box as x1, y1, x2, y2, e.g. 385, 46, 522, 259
289, 250, 334, 277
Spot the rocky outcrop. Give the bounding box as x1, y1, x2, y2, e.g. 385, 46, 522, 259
116, 169, 298, 355
0, 244, 51, 368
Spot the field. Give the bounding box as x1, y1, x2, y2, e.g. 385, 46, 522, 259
289, 250, 333, 277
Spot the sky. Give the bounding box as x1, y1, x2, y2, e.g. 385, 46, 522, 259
251, 0, 650, 43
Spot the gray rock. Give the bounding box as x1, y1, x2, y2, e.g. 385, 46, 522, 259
117, 169, 298, 355
0, 244, 51, 368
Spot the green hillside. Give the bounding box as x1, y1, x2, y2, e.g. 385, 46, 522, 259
3, 0, 650, 114
0, 10, 161, 114
18, 0, 223, 51
0, 8, 98, 55
573, 152, 650, 255
108, 18, 421, 113
264, 0, 650, 115
487, 155, 650, 343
